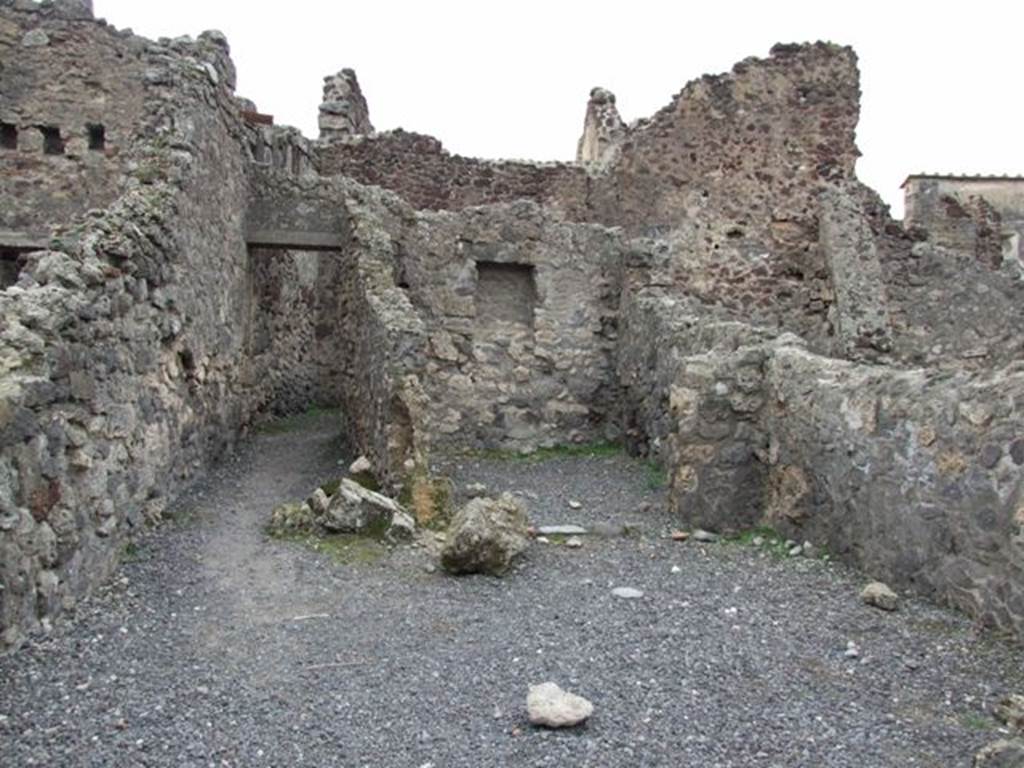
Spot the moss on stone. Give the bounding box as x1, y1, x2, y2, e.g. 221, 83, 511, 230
320, 479, 342, 497
268, 529, 386, 565
349, 470, 380, 492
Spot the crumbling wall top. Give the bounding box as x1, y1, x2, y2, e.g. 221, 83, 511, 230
318, 68, 373, 141
576, 86, 626, 168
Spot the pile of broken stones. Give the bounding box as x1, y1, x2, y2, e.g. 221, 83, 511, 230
268, 456, 597, 727
268, 456, 533, 576
974, 694, 1024, 767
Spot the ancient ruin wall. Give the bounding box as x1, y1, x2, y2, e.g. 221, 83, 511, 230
334, 185, 430, 488
879, 235, 1024, 370
619, 282, 1024, 638
590, 43, 861, 232
0, 7, 347, 646
0, 1, 146, 237
394, 202, 624, 453
765, 349, 1024, 638
904, 176, 1024, 268
332, 191, 628, 476
315, 44, 871, 363
317, 130, 590, 219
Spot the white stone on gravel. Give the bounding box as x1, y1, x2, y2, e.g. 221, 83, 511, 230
692, 529, 719, 543
564, 536, 583, 549
527, 682, 594, 728
348, 455, 373, 475
612, 587, 644, 599
567, 500, 582, 509
537, 525, 587, 536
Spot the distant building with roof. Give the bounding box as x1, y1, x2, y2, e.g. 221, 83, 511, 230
902, 174, 1024, 267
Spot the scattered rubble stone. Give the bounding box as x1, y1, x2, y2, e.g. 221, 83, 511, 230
349, 456, 373, 475
564, 536, 583, 549
269, 501, 315, 533
995, 694, 1024, 731
693, 530, 719, 543
973, 739, 1024, 768
440, 494, 529, 575
526, 682, 594, 728
270, 479, 415, 544
306, 487, 330, 516
537, 525, 587, 536
861, 581, 900, 612
322, 479, 407, 537
612, 587, 644, 599
464, 482, 488, 498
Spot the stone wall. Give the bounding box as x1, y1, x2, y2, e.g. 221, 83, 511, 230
315, 44, 873, 368
0, 1, 146, 236
334, 184, 429, 489
765, 349, 1024, 638
395, 202, 624, 453
618, 289, 1024, 638
333, 191, 627, 473
590, 43, 862, 235
904, 176, 1024, 268
246, 248, 348, 414
316, 130, 589, 218
576, 87, 625, 167
0, 6, 348, 646
318, 68, 372, 141
616, 275, 776, 460
818, 186, 893, 360
879, 229, 1024, 371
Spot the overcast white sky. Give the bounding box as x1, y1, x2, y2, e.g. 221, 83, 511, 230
94, 0, 1023, 218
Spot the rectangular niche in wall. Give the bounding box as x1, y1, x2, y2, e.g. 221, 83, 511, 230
0, 122, 16, 150
1, 249, 22, 289
475, 261, 536, 334
87, 123, 105, 151
39, 125, 64, 155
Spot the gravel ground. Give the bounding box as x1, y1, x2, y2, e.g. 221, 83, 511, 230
2, 415, 1022, 768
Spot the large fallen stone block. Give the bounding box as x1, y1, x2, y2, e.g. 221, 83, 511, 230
321, 479, 406, 536
440, 493, 529, 575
